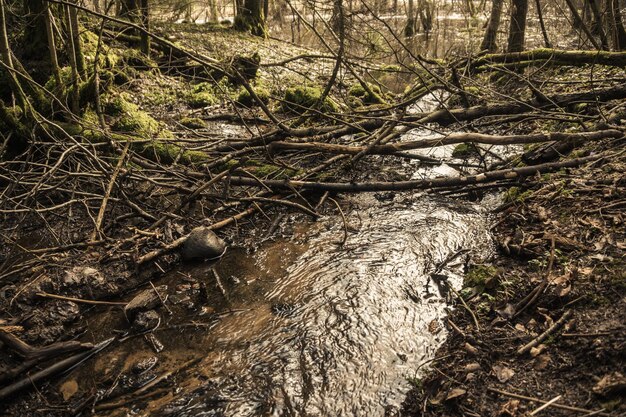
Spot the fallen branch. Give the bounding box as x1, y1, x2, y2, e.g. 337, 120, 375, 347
227, 153, 604, 193
36, 292, 127, 306
0, 338, 114, 400
488, 387, 610, 416
269, 130, 622, 156
517, 310, 573, 355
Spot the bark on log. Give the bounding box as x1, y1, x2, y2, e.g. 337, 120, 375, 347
268, 130, 622, 156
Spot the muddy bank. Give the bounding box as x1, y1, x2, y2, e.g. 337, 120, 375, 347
401, 138, 626, 416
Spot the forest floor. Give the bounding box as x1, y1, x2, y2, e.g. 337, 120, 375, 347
402, 131, 626, 416
1, 20, 625, 417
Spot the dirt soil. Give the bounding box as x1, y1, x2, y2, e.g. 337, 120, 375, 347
401, 138, 626, 416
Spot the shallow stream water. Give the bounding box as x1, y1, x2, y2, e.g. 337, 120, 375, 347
67, 95, 498, 417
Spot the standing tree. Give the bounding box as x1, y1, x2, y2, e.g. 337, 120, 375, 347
507, 0, 528, 52
139, 0, 150, 55
606, 0, 626, 49
235, 0, 267, 37
481, 0, 504, 51
404, 0, 416, 36
534, 0, 552, 48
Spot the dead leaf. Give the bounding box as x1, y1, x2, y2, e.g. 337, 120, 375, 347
464, 342, 479, 355
533, 354, 551, 370
493, 365, 515, 383
558, 284, 571, 297
536, 206, 548, 221
498, 399, 521, 416
428, 319, 441, 334
529, 344, 546, 357
59, 379, 78, 401
497, 303, 516, 319
593, 372, 626, 397
445, 388, 467, 401
464, 362, 481, 372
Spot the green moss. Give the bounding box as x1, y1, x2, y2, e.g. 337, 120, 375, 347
187, 82, 217, 108
465, 86, 480, 96
113, 69, 132, 86
0, 104, 23, 132
236, 85, 270, 107
281, 86, 338, 114
104, 95, 161, 137
380, 64, 402, 72
121, 49, 158, 70
503, 186, 533, 203
180, 117, 206, 129
464, 265, 498, 291
348, 82, 385, 105
452, 143, 477, 158
135, 141, 208, 165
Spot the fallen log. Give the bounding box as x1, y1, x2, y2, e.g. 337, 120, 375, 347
268, 130, 623, 155
227, 153, 604, 193
469, 49, 626, 70
413, 84, 626, 126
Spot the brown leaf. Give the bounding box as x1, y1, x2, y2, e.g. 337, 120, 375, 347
593, 372, 626, 397
464, 362, 481, 372
445, 388, 467, 401
533, 354, 551, 370
529, 344, 546, 357
498, 399, 521, 416
493, 365, 515, 383
59, 379, 79, 401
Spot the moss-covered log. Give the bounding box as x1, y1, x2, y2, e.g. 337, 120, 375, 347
469, 49, 626, 70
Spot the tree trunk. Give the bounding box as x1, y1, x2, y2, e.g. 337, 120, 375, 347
44, 4, 61, 87
534, 0, 552, 48
507, 0, 529, 53
67, 1, 86, 78
234, 0, 266, 36
587, 0, 609, 47
606, 0, 626, 50
209, 0, 219, 22
64, 3, 81, 114
139, 0, 150, 55
404, 0, 416, 36
481, 0, 504, 51
0, 0, 29, 153
22, 0, 48, 60
564, 0, 604, 49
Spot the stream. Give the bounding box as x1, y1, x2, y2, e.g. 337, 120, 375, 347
67, 95, 499, 416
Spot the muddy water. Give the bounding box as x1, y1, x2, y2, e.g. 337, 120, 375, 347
62, 92, 498, 416
179, 196, 492, 416
79, 190, 495, 417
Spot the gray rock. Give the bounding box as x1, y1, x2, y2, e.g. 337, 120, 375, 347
180, 227, 226, 261
124, 286, 167, 319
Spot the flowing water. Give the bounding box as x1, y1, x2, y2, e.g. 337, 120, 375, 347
78, 190, 495, 417
62, 92, 499, 416
169, 195, 494, 416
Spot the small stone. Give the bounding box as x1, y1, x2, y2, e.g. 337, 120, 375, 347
124, 286, 167, 319
180, 227, 226, 261
132, 310, 160, 332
